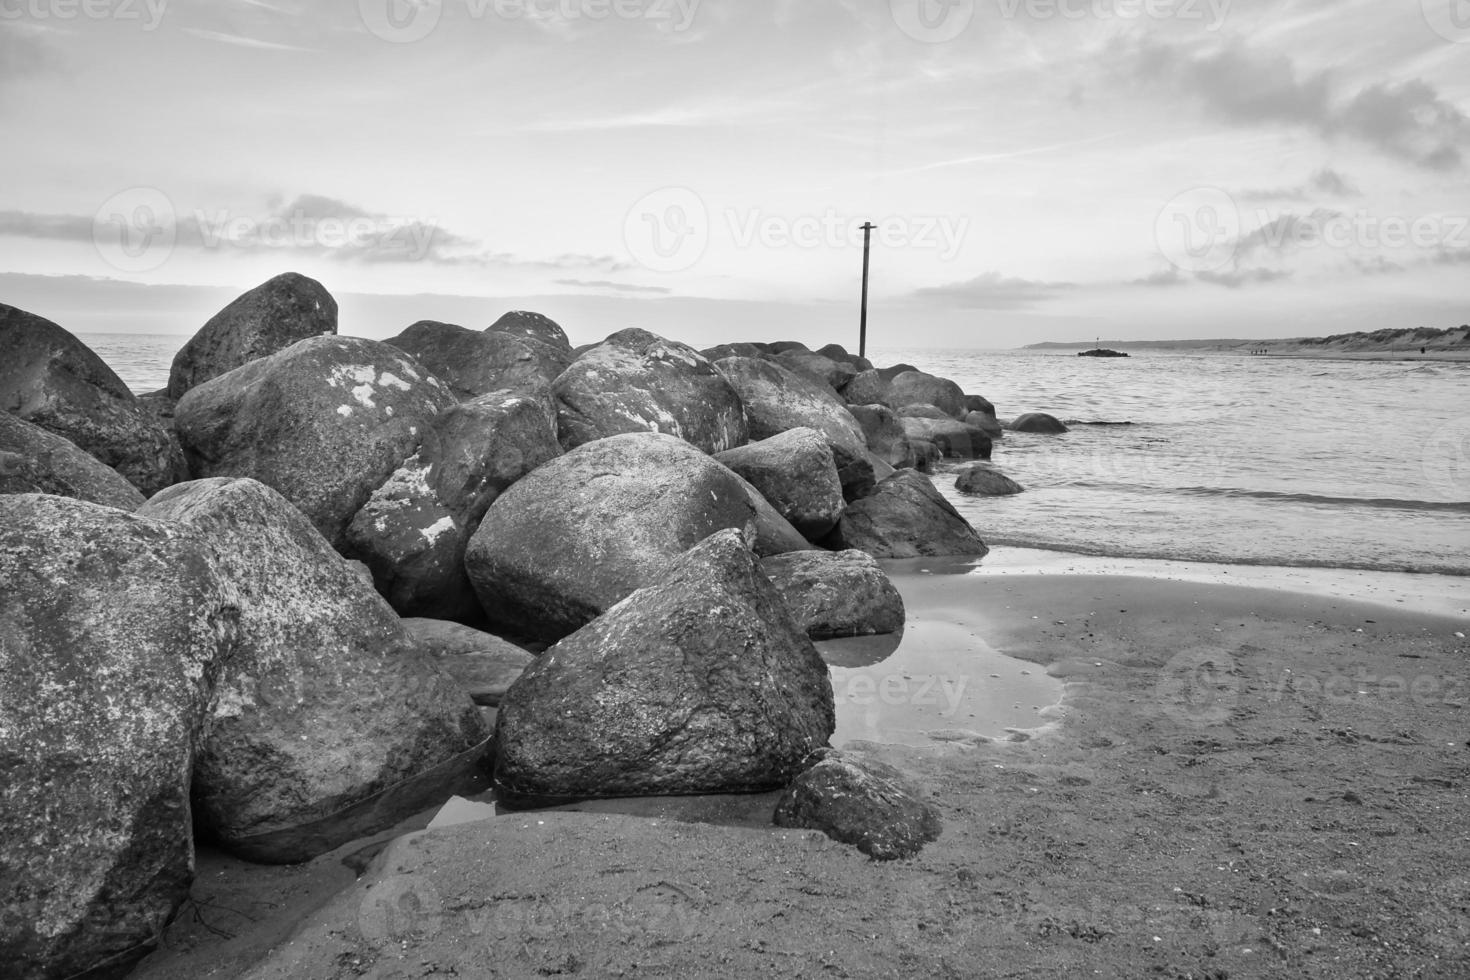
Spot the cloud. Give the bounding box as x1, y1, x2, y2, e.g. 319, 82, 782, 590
1239, 167, 1361, 202
554, 279, 672, 294
910, 271, 1073, 310
1122, 38, 1469, 170
1195, 267, 1293, 289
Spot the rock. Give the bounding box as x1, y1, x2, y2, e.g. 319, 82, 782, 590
139, 478, 487, 862
174, 335, 456, 551
962, 394, 996, 416
910, 439, 941, 473
895, 403, 952, 420
166, 272, 337, 400
715, 427, 844, 539
488, 310, 571, 352
0, 304, 185, 495
383, 320, 567, 400
823, 470, 988, 559
815, 343, 874, 373
464, 432, 758, 643
964, 410, 1003, 439
772, 349, 857, 392
899, 417, 993, 460
767, 340, 809, 354
492, 529, 834, 800
887, 370, 967, 418
1010, 412, 1069, 434
345, 391, 560, 619
760, 550, 904, 638
773, 750, 942, 860
732, 473, 816, 557
552, 328, 747, 454
955, 463, 1024, 496
0, 494, 239, 979
847, 403, 916, 469
841, 364, 919, 407
402, 618, 534, 706
713, 356, 874, 500
700, 341, 765, 360
0, 411, 145, 509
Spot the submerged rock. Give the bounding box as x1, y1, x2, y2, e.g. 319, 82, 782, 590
139, 478, 487, 863
464, 432, 757, 643
955, 463, 1024, 496
715, 427, 844, 539
167, 272, 337, 400
173, 335, 456, 551
0, 304, 185, 495
0, 494, 239, 979
1010, 412, 1069, 434
0, 411, 145, 509
774, 750, 942, 860
824, 470, 988, 559
552, 328, 748, 454
760, 549, 904, 638
493, 530, 835, 800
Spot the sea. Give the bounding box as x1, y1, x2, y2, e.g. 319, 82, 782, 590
83, 334, 1470, 579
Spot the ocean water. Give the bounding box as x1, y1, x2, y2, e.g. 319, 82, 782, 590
81, 333, 1470, 577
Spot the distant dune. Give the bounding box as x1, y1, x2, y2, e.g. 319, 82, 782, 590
1025, 325, 1470, 358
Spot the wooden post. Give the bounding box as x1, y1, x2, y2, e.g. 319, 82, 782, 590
859, 221, 875, 359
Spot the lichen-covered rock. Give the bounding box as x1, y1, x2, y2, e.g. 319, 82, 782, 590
166, 272, 337, 400
700, 341, 765, 360
899, 417, 993, 460
552, 328, 748, 454
0, 494, 239, 979
715, 427, 844, 539
465, 432, 758, 643
713, 355, 873, 500
955, 463, 1024, 496
346, 391, 560, 619
761, 549, 904, 639
823, 470, 988, 559
493, 529, 834, 801
402, 618, 535, 707
0, 411, 145, 509
0, 304, 186, 495
847, 403, 916, 470
384, 320, 567, 400
139, 478, 487, 862
774, 750, 941, 860
488, 310, 571, 352
173, 335, 456, 550
1010, 412, 1069, 434
733, 473, 816, 557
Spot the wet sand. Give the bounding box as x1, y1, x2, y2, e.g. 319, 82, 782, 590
131, 556, 1470, 980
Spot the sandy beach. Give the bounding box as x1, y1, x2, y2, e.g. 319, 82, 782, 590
128, 552, 1470, 980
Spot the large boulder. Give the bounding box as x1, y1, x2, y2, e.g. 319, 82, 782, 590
713, 355, 874, 500
955, 463, 1024, 496
774, 750, 942, 860
0, 411, 145, 509
0, 494, 239, 979
173, 335, 456, 550
964, 410, 1003, 439
401, 618, 534, 707
815, 343, 874, 373
887, 371, 967, 418
772, 349, 856, 393
345, 390, 561, 619
552, 328, 748, 454
383, 320, 567, 400
139, 478, 487, 862
700, 341, 765, 360
823, 470, 988, 558
488, 310, 571, 352
760, 549, 904, 639
841, 364, 918, 407
847, 403, 916, 469
715, 427, 844, 539
166, 272, 337, 400
733, 473, 815, 557
0, 304, 185, 495
899, 417, 993, 460
464, 432, 758, 643
1010, 412, 1069, 434
493, 529, 834, 800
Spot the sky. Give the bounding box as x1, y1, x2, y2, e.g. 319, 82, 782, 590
1, 0, 1467, 349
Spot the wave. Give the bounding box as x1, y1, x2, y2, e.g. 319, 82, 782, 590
1061, 481, 1470, 514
